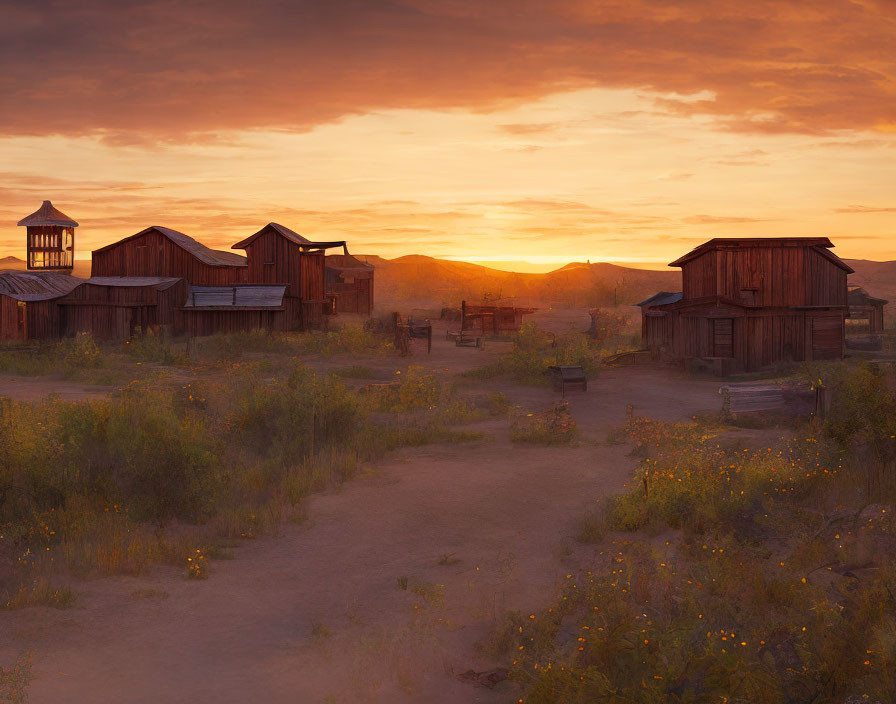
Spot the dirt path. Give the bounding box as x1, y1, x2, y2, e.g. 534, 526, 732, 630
1, 367, 722, 704
0, 374, 113, 402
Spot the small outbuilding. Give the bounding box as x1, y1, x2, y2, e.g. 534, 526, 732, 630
0, 271, 82, 341
847, 286, 887, 334
640, 237, 853, 373
325, 253, 375, 315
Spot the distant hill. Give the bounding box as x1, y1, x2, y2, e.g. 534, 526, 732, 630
354, 254, 681, 308
0, 256, 91, 278
844, 259, 896, 304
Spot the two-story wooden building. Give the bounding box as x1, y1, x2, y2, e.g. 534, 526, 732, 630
639, 237, 852, 372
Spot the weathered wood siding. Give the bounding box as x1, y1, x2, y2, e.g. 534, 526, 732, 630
0, 296, 23, 340
55, 280, 187, 339
681, 251, 717, 299
92, 229, 246, 285
242, 232, 326, 301
681, 244, 848, 308
178, 309, 287, 336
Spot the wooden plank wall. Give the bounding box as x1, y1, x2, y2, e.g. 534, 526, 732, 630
681, 251, 717, 298
91, 229, 247, 285
681, 245, 848, 308
327, 278, 373, 315
178, 309, 287, 336
0, 296, 22, 340
243, 232, 327, 302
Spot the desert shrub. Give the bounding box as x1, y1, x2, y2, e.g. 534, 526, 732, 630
2, 580, 74, 610
363, 366, 442, 412
604, 419, 838, 533
329, 365, 377, 379
0, 360, 486, 589
513, 538, 896, 704
463, 323, 599, 386
123, 328, 185, 365
510, 402, 578, 446
187, 330, 291, 362
0, 652, 32, 704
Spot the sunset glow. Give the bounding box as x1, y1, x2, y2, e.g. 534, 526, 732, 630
1, 1, 895, 267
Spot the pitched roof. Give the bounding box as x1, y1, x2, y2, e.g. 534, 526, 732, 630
231, 222, 347, 251
93, 226, 247, 267
17, 201, 79, 228
848, 286, 888, 306
668, 237, 853, 272
325, 253, 375, 277
0, 270, 83, 301
637, 291, 682, 307
183, 284, 287, 309
84, 276, 181, 290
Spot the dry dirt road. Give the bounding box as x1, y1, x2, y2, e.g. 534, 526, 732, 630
1, 363, 722, 704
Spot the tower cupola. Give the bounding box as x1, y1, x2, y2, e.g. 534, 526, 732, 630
17, 200, 78, 271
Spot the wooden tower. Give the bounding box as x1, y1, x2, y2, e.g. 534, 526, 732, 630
17, 200, 78, 271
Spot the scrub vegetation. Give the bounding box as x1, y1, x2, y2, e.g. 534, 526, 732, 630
0, 348, 485, 603
508, 361, 896, 703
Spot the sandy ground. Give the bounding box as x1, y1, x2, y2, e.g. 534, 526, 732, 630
0, 324, 724, 704
0, 375, 113, 401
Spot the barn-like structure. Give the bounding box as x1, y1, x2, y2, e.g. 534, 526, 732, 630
0, 203, 374, 342
639, 237, 853, 373
325, 253, 375, 315
847, 286, 887, 334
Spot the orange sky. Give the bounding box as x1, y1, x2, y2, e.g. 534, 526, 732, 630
1, 0, 895, 269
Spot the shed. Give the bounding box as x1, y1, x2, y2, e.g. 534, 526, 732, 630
179, 284, 290, 336
0, 270, 83, 341
847, 286, 887, 334
55, 277, 186, 339
325, 253, 374, 315
637, 291, 681, 351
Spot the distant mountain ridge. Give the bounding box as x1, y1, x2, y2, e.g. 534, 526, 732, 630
0, 251, 891, 310
358, 254, 896, 309
355, 254, 681, 307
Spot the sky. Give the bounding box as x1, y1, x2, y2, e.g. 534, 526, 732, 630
1, 0, 895, 272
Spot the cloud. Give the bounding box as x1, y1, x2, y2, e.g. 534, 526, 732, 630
1, 0, 894, 139
834, 205, 896, 213
682, 214, 769, 225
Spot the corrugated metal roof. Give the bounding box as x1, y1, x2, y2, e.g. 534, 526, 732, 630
637, 291, 682, 307
84, 276, 181, 290
17, 201, 79, 228
0, 270, 83, 301
183, 284, 287, 308
93, 226, 248, 268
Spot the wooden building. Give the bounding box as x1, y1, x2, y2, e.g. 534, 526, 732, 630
459, 301, 537, 336
325, 253, 374, 315
639, 238, 852, 373
18, 200, 77, 271
55, 277, 185, 339
0, 271, 81, 341
91, 226, 248, 285
847, 286, 887, 334
179, 284, 290, 336
231, 223, 351, 328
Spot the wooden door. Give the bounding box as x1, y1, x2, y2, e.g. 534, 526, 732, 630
713, 318, 733, 357
811, 316, 842, 360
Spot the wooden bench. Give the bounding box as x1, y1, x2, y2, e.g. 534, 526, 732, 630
546, 365, 587, 393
